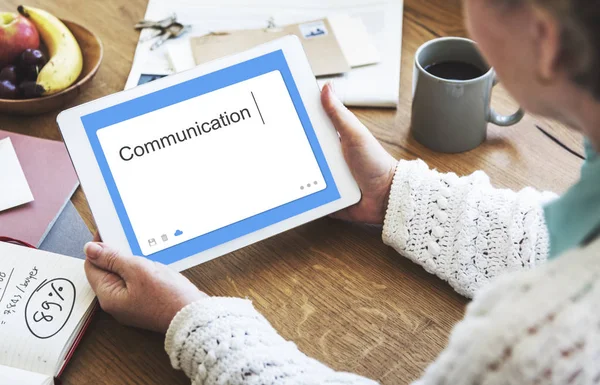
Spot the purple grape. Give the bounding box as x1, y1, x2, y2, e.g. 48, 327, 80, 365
0, 80, 18, 99
20, 65, 41, 81
19, 49, 47, 67
18, 81, 44, 99
0, 66, 18, 84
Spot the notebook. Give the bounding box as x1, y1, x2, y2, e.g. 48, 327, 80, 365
0, 131, 79, 247
39, 201, 93, 260
0, 242, 96, 385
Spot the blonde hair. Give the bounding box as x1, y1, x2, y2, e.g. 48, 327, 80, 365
503, 0, 600, 98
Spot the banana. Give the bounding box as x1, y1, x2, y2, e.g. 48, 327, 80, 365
17, 5, 82, 95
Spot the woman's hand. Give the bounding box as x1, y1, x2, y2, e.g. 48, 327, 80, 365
321, 84, 397, 225
84, 240, 207, 333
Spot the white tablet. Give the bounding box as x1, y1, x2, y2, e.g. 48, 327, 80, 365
58, 36, 360, 271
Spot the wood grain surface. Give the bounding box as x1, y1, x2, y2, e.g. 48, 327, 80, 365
0, 0, 584, 384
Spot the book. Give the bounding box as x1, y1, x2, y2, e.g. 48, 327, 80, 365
39, 201, 93, 260
0, 242, 96, 385
0, 131, 79, 247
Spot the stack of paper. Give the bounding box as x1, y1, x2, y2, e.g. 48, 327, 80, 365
188, 18, 356, 77
0, 131, 91, 258
125, 0, 403, 108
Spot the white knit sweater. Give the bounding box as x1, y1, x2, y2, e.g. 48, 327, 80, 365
165, 160, 600, 384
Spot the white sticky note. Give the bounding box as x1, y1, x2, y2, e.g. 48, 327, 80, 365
329, 15, 381, 68
0, 137, 34, 212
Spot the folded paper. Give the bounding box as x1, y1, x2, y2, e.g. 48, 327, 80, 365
0, 138, 34, 213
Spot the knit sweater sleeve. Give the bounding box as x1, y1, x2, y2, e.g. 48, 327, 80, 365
413, 241, 600, 385
164, 297, 378, 385
383, 160, 556, 298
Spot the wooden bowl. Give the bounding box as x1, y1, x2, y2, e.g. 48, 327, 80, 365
0, 20, 103, 115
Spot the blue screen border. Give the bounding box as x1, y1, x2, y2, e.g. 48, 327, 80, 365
81, 50, 340, 264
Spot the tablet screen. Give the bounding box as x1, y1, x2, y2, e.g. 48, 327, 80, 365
81, 50, 340, 264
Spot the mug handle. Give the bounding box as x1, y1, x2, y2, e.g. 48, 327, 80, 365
488, 73, 525, 126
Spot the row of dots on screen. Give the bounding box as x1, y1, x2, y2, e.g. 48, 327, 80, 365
300, 181, 318, 190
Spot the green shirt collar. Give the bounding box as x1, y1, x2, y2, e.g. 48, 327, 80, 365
544, 139, 600, 258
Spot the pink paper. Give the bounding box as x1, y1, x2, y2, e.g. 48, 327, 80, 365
0, 130, 79, 246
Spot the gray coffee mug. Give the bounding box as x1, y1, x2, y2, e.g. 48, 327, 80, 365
411, 37, 524, 153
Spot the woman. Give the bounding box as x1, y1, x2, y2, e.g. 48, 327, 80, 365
83, 0, 600, 383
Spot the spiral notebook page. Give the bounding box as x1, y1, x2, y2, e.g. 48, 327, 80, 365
0, 243, 95, 379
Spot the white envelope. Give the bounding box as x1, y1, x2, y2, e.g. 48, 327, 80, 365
0, 137, 34, 212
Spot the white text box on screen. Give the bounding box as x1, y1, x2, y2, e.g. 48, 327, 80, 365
96, 70, 325, 256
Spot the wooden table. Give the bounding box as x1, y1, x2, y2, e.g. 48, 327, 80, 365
1, 0, 584, 383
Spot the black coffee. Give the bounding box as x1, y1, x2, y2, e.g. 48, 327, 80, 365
424, 61, 485, 81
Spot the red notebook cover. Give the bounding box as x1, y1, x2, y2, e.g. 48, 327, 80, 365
55, 301, 99, 381
0, 130, 79, 246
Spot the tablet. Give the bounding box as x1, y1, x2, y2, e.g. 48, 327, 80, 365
58, 36, 360, 271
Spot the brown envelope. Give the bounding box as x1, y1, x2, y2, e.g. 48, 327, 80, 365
190, 18, 350, 77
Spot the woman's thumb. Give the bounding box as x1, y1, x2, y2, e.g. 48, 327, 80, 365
321, 83, 371, 141
84, 242, 135, 279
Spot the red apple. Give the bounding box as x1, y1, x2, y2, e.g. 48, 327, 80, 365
0, 12, 40, 67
